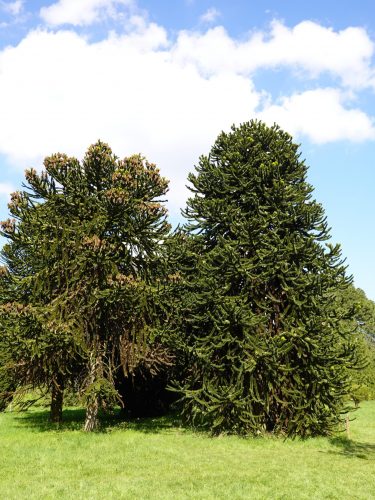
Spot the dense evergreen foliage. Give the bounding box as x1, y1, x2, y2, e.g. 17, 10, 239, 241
0, 123, 372, 436
176, 120, 358, 436
0, 226, 83, 419
0, 142, 170, 429
0, 337, 15, 411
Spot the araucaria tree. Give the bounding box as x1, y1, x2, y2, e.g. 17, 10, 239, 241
0, 142, 170, 430
178, 120, 357, 437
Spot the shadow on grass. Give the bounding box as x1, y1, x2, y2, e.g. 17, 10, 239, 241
13, 407, 188, 435
326, 436, 375, 460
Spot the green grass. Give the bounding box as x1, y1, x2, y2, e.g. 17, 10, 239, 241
1, 403, 375, 499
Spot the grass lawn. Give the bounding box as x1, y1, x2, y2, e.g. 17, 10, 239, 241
0, 402, 375, 499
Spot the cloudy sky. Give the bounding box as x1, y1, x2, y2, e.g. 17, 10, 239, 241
1, 0, 375, 298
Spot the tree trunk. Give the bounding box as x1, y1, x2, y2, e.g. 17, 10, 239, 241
84, 350, 101, 432
84, 396, 99, 432
50, 375, 64, 423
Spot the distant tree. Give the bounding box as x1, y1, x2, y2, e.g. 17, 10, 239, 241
176, 120, 358, 436
336, 285, 375, 402
0, 142, 170, 430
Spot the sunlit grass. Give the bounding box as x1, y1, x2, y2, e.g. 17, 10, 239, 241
0, 402, 374, 499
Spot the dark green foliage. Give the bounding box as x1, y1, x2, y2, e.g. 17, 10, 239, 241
0, 270, 14, 411
176, 120, 358, 436
0, 339, 15, 411
0, 142, 170, 429
0, 260, 82, 418
115, 231, 193, 418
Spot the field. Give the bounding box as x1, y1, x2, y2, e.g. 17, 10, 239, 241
0, 402, 375, 499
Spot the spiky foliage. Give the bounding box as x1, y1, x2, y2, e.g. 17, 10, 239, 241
114, 230, 191, 418
0, 274, 16, 410
177, 120, 358, 437
0, 142, 170, 429
0, 207, 80, 419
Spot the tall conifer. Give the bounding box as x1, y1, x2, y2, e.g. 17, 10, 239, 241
0, 142, 170, 429
178, 120, 357, 436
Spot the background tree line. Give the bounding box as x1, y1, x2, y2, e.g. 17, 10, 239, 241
0, 121, 374, 435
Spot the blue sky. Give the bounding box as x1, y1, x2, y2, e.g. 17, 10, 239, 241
1, 0, 375, 299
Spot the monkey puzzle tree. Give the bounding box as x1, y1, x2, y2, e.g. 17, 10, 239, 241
177, 120, 358, 436
0, 142, 170, 430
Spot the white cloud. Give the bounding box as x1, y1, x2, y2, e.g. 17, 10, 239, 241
172, 20, 374, 89
40, 0, 133, 26
0, 26, 261, 208
200, 7, 220, 25
258, 88, 375, 143
0, 18, 374, 212
1, 0, 24, 16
